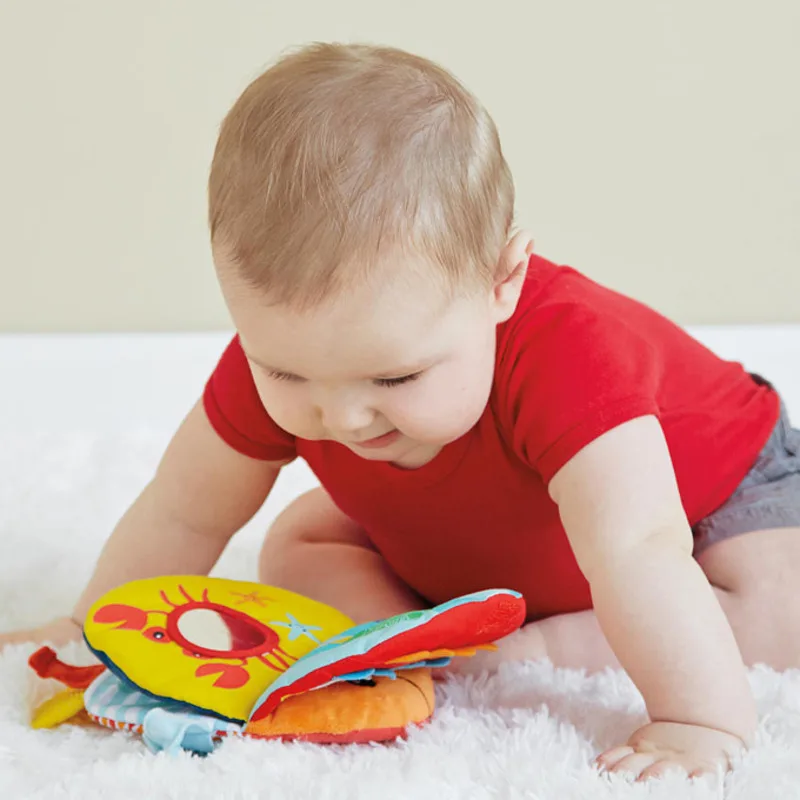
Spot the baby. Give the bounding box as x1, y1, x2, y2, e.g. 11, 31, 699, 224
4, 42, 800, 781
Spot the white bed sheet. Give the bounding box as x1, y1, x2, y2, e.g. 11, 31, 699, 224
1, 328, 799, 799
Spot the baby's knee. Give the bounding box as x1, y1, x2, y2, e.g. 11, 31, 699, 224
258, 487, 367, 586
259, 489, 423, 622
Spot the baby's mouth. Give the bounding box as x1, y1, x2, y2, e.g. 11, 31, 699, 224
351, 430, 401, 449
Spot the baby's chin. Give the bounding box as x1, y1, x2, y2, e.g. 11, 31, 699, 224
336, 432, 446, 469
377, 428, 477, 469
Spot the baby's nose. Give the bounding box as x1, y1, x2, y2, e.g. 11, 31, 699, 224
318, 395, 376, 435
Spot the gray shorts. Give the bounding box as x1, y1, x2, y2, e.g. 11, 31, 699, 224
693, 400, 800, 556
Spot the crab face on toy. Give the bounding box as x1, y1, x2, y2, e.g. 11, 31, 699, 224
84, 576, 355, 722
93, 588, 296, 687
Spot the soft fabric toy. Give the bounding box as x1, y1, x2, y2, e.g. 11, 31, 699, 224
29, 576, 525, 754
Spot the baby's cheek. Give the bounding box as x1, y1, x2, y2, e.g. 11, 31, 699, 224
433, 365, 494, 435
255, 386, 315, 439
393, 379, 487, 442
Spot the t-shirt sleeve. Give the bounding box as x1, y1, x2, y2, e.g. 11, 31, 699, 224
497, 304, 661, 484
203, 336, 297, 462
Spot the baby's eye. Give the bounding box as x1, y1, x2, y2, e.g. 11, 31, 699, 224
374, 372, 423, 388
268, 370, 304, 383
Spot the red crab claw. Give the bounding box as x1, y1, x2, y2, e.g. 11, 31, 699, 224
92, 604, 149, 631
28, 647, 106, 689
195, 663, 250, 690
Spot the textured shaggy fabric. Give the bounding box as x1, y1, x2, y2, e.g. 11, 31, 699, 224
2, 332, 800, 799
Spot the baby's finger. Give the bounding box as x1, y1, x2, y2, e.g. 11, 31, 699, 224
596, 746, 634, 771
607, 752, 660, 780
638, 758, 687, 782
688, 760, 723, 780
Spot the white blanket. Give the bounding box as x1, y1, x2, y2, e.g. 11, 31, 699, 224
1, 330, 799, 799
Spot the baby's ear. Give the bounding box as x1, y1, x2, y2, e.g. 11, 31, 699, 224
496, 231, 534, 278
492, 232, 534, 322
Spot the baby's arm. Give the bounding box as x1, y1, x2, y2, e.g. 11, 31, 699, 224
548, 415, 756, 779
0, 400, 282, 648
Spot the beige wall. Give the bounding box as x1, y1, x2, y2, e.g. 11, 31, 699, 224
0, 0, 797, 332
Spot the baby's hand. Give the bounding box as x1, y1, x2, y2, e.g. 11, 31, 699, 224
0, 617, 82, 652
597, 721, 746, 782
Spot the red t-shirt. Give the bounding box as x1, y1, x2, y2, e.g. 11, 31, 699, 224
204, 254, 779, 620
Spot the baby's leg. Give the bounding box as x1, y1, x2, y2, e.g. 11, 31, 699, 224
482, 526, 800, 674
259, 487, 425, 623
694, 526, 800, 670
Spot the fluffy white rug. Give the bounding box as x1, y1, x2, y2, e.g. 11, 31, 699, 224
2, 331, 800, 799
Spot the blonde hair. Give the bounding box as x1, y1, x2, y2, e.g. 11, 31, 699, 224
208, 43, 514, 308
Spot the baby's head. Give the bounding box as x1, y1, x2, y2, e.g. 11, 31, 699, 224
209, 43, 532, 467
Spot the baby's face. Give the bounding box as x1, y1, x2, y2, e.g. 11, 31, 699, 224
222, 262, 505, 469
